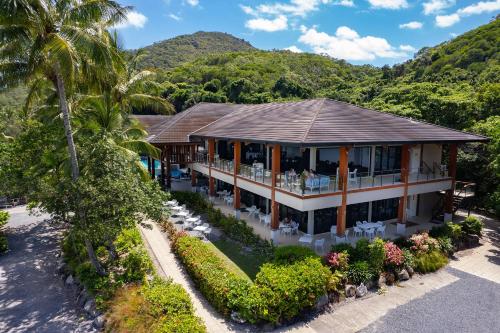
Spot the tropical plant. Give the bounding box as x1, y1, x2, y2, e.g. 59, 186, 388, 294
325, 251, 349, 271
0, 0, 130, 275
462, 216, 484, 236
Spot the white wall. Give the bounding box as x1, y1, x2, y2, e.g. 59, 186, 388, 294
422, 144, 442, 169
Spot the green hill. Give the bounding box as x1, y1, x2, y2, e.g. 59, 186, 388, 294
135, 31, 256, 69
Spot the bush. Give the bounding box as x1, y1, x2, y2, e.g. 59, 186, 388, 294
142, 277, 194, 318
324, 251, 349, 271
409, 232, 440, 255
233, 257, 332, 324
352, 238, 370, 262
393, 236, 412, 249
346, 261, 374, 285
368, 238, 386, 274
330, 243, 355, 256
462, 216, 483, 236
118, 246, 154, 283
0, 210, 8, 254
0, 210, 8, 228
402, 249, 416, 269
173, 233, 251, 316
414, 250, 448, 273
437, 237, 455, 256
430, 222, 462, 242
274, 245, 318, 264
384, 242, 404, 268
107, 280, 206, 333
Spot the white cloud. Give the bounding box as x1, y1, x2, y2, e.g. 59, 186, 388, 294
334, 0, 355, 6
169, 13, 181, 21
114, 11, 147, 29
422, 0, 455, 15
457, 0, 500, 16
298, 26, 408, 61
245, 15, 288, 31
434, 0, 500, 28
185, 0, 199, 6
399, 21, 423, 29
367, 0, 408, 9
435, 13, 460, 27
284, 45, 304, 52
399, 44, 416, 52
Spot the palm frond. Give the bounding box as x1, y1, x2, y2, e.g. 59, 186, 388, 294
120, 139, 160, 159
128, 94, 175, 115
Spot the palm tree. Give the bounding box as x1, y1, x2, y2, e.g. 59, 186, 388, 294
0, 0, 129, 275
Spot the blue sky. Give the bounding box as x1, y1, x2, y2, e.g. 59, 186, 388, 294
116, 0, 500, 66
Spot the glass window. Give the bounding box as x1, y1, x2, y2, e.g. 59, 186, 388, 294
371, 198, 400, 221
314, 207, 337, 234
317, 148, 339, 176
346, 202, 369, 228
374, 146, 401, 174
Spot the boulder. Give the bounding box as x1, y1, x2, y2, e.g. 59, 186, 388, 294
77, 289, 88, 307
230, 311, 247, 324
406, 266, 414, 277
397, 269, 410, 281
84, 299, 96, 316
65, 275, 74, 286
57, 262, 66, 275
385, 272, 396, 286
355, 283, 368, 298
345, 284, 356, 298
377, 274, 386, 288
315, 294, 329, 310
93, 315, 105, 329
466, 234, 480, 248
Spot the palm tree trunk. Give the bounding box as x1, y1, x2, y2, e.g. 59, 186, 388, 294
55, 66, 105, 275
54, 67, 79, 181
85, 238, 106, 276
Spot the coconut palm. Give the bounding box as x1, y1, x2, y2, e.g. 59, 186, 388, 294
0, 0, 129, 275
0, 0, 128, 181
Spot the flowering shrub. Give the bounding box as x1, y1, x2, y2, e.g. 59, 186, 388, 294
325, 251, 349, 271
383, 242, 404, 267
409, 232, 439, 255
326, 252, 347, 269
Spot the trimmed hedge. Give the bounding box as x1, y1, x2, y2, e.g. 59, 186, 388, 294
173, 234, 251, 316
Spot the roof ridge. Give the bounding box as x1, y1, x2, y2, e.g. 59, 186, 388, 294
323, 98, 489, 140
301, 98, 326, 143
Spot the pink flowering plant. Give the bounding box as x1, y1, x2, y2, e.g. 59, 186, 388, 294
384, 242, 404, 267
325, 251, 349, 271
409, 232, 439, 255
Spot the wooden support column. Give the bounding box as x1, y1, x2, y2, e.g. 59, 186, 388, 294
271, 144, 281, 243
444, 144, 458, 221
397, 144, 411, 224
208, 139, 216, 196
233, 141, 241, 217
336, 147, 349, 236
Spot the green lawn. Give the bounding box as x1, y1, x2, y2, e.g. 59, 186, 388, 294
211, 239, 268, 280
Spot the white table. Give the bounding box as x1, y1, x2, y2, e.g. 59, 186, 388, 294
171, 206, 183, 211
216, 191, 228, 199
177, 212, 189, 218
193, 225, 208, 232
298, 235, 313, 246
165, 200, 177, 206
186, 217, 199, 223
359, 222, 380, 230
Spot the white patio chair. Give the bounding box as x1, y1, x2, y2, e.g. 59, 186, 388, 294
365, 228, 375, 240
202, 223, 209, 228
291, 222, 299, 235
259, 213, 267, 224
348, 169, 358, 184
264, 215, 271, 228
203, 227, 212, 240
314, 239, 325, 252
377, 225, 386, 237
246, 205, 257, 216
330, 225, 337, 239
356, 221, 363, 227
226, 197, 234, 206
354, 226, 363, 237
252, 208, 261, 219
335, 236, 346, 244
282, 227, 292, 236
344, 229, 350, 241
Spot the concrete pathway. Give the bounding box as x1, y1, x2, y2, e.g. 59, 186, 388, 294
0, 206, 94, 333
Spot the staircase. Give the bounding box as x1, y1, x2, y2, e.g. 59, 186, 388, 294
431, 181, 476, 222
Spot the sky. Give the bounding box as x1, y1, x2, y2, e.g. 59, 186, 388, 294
115, 0, 500, 66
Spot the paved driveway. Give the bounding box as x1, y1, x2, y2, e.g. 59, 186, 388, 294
0, 206, 94, 333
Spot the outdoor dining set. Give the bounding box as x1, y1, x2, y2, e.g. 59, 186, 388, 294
164, 200, 212, 239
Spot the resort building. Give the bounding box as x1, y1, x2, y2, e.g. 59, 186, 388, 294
139, 99, 487, 243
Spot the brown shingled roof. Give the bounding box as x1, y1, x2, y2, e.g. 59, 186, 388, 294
148, 103, 240, 144
190, 98, 488, 146
130, 114, 172, 131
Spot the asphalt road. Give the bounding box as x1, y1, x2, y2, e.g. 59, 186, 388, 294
0, 206, 94, 333
361, 266, 500, 333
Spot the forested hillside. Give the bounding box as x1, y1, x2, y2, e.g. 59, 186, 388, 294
135, 31, 255, 69
147, 17, 498, 214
